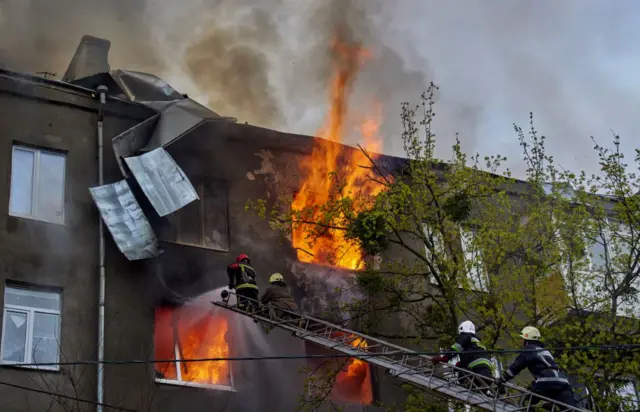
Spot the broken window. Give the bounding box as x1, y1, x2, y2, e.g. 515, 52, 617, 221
304, 335, 374, 406
9, 145, 66, 224
1, 284, 61, 370
154, 305, 233, 390
161, 179, 229, 251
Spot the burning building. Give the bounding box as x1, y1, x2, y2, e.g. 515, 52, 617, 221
0, 35, 408, 411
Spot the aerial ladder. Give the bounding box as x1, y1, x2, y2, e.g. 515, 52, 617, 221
212, 291, 589, 412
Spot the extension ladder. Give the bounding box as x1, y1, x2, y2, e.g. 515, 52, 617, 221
212, 291, 588, 412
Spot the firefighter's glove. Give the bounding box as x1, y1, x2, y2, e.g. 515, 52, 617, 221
496, 374, 508, 387
431, 355, 448, 364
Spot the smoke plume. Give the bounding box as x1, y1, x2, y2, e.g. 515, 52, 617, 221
1, 0, 638, 175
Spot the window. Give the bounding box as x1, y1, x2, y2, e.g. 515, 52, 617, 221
1, 285, 61, 370
612, 379, 639, 410
423, 223, 444, 284
304, 336, 373, 405
161, 179, 229, 251
460, 228, 489, 292
154, 305, 234, 390
423, 224, 489, 291
560, 217, 639, 316
9, 145, 66, 224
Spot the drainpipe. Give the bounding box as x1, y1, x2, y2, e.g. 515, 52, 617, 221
96, 84, 108, 412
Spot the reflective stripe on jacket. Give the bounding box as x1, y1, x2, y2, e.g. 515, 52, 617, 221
452, 333, 495, 374
504, 342, 571, 386
227, 263, 258, 289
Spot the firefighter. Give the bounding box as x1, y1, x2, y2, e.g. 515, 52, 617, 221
226, 254, 259, 313
498, 326, 577, 408
431, 320, 495, 390
260, 273, 304, 334
260, 273, 298, 312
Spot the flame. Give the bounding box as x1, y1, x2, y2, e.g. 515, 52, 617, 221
347, 337, 369, 377
179, 314, 230, 385
334, 335, 373, 404
291, 34, 385, 270
154, 307, 231, 387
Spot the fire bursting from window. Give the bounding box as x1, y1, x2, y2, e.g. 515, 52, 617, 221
291, 31, 386, 271
154, 306, 231, 387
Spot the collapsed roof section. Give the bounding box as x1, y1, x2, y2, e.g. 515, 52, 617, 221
63, 35, 234, 260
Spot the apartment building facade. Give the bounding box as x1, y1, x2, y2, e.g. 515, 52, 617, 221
0, 35, 637, 411
0, 62, 417, 411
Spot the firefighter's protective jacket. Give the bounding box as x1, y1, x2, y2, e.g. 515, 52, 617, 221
451, 333, 495, 373
261, 282, 298, 311
503, 342, 570, 386
226, 263, 258, 291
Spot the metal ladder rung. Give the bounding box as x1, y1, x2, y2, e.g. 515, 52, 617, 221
212, 293, 590, 412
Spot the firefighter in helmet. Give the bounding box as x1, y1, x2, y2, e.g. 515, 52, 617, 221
431, 320, 495, 390
226, 254, 259, 312
261, 273, 299, 319
498, 326, 577, 408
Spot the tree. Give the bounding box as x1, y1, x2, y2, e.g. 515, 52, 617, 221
250, 83, 640, 411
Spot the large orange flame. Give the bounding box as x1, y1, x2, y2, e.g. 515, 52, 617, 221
154, 307, 231, 387
334, 335, 373, 404
291, 35, 385, 270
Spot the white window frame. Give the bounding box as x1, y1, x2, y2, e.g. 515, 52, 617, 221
558, 216, 638, 316
155, 312, 235, 392
0, 286, 61, 371
423, 223, 444, 285
166, 181, 229, 252
459, 227, 489, 292
9, 145, 66, 225
612, 379, 639, 410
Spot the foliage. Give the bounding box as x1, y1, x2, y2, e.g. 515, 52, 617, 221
250, 82, 640, 411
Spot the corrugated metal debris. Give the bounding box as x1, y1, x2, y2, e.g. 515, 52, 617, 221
138, 98, 222, 151
124, 148, 199, 217
89, 180, 159, 260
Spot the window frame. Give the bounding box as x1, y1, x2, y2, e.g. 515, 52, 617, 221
422, 223, 489, 292
9, 145, 66, 225
0, 285, 62, 371
459, 227, 490, 292
422, 223, 443, 285
162, 180, 230, 252
558, 215, 638, 315
154, 306, 236, 392
155, 340, 236, 392
611, 378, 639, 410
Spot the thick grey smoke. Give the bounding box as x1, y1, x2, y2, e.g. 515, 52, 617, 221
1, 0, 638, 175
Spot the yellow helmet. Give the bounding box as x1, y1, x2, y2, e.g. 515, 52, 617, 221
520, 326, 542, 341
269, 273, 284, 283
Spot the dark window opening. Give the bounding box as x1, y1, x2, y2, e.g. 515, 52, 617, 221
160, 179, 229, 251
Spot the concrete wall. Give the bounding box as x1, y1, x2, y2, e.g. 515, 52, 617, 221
0, 74, 449, 411
0, 72, 154, 412
104, 120, 405, 411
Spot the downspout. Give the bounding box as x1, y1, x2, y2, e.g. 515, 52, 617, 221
96, 84, 108, 412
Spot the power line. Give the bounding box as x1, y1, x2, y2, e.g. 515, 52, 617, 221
0, 380, 138, 412
7, 343, 640, 369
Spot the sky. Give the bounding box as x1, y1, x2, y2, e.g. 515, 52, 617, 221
1, 0, 639, 179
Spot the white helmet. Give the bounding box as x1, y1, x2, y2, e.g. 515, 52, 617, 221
520, 326, 542, 341
459, 320, 476, 334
